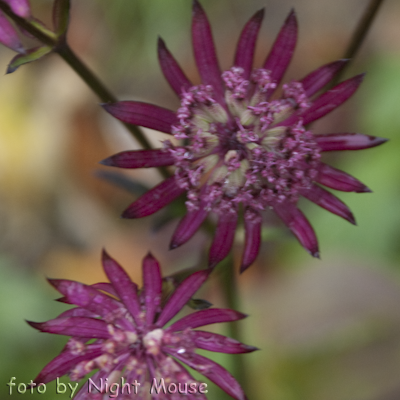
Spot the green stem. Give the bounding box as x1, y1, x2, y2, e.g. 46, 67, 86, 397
218, 253, 250, 397
0, 1, 171, 178
331, 0, 385, 86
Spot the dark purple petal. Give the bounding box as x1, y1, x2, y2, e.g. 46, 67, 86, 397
300, 74, 364, 125
156, 269, 209, 327
158, 37, 192, 96
102, 250, 142, 326
142, 252, 162, 325
48, 279, 122, 318
100, 148, 176, 169
122, 176, 185, 218
33, 349, 102, 384
167, 350, 245, 400
263, 9, 297, 96
102, 101, 176, 134
4, 0, 30, 18
0, 10, 24, 52
91, 282, 118, 297
240, 210, 262, 273
273, 202, 319, 257
300, 184, 355, 224
208, 211, 238, 268
315, 133, 388, 152
192, 331, 258, 354
234, 8, 264, 79
170, 205, 208, 249
316, 163, 371, 193
27, 317, 110, 339
300, 59, 348, 97
192, 0, 224, 102
56, 307, 97, 319
168, 308, 247, 332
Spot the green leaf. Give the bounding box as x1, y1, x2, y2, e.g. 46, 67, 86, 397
7, 45, 52, 73
52, 0, 70, 37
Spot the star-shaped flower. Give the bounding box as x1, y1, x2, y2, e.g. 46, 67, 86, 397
101, 1, 386, 271
28, 251, 255, 400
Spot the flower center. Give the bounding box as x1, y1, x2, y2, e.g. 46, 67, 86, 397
168, 67, 321, 213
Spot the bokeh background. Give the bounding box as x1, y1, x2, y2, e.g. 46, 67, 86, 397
1, 0, 400, 399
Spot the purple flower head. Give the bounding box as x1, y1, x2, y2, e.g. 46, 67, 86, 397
101, 1, 386, 271
28, 251, 255, 400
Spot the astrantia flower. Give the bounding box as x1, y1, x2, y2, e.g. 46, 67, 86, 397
101, 0, 386, 271
28, 251, 255, 400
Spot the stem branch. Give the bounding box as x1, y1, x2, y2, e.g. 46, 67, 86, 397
0, 1, 171, 178
332, 0, 385, 86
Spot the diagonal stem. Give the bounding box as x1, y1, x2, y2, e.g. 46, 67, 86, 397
331, 0, 385, 86
0, 1, 170, 178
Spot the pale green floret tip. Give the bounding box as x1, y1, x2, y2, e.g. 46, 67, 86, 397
200, 154, 219, 173
205, 102, 228, 123
240, 109, 257, 126
209, 164, 228, 185
225, 160, 249, 195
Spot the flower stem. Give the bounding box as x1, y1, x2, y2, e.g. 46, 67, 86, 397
0, 1, 171, 178
331, 0, 385, 86
219, 253, 250, 397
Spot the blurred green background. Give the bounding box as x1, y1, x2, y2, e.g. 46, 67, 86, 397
1, 0, 400, 399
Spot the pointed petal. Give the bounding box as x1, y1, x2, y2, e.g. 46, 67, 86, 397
167, 350, 246, 400
209, 211, 238, 268
263, 9, 297, 96
300, 74, 364, 125
168, 308, 247, 332
56, 307, 97, 319
91, 282, 118, 297
142, 252, 162, 325
316, 163, 371, 193
315, 133, 388, 151
234, 8, 264, 79
192, 0, 224, 102
240, 209, 262, 273
0, 10, 24, 52
273, 202, 319, 257
102, 101, 176, 134
300, 59, 348, 97
170, 205, 208, 249
101, 250, 142, 326
48, 279, 121, 318
301, 184, 355, 224
156, 269, 209, 327
192, 331, 258, 354
33, 349, 102, 384
100, 148, 176, 169
27, 317, 110, 339
158, 37, 192, 96
122, 176, 185, 218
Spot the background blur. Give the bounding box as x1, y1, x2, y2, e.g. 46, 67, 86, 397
1, 0, 400, 399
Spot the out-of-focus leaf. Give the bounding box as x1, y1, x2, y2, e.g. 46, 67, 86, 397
52, 0, 70, 37
7, 45, 52, 73
95, 169, 149, 196
0, 10, 24, 52
188, 298, 212, 310
159, 272, 211, 311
